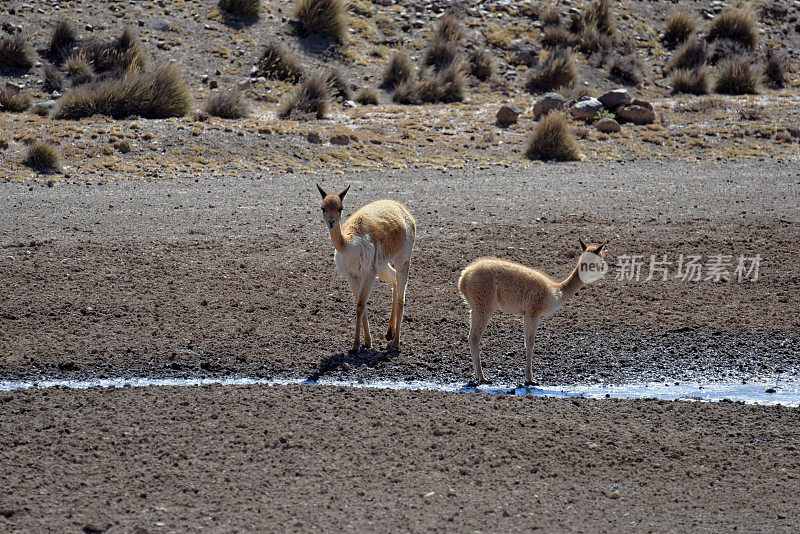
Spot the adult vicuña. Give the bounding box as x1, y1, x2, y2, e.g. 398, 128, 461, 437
458, 239, 606, 386
317, 184, 416, 353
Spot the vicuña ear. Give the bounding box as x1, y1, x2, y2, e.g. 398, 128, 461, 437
596, 242, 606, 254
316, 183, 328, 200
579, 237, 587, 252
338, 184, 351, 201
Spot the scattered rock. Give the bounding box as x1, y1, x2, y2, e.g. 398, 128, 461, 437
595, 117, 621, 133
343, 100, 357, 108
330, 134, 351, 146
153, 19, 172, 31
570, 98, 604, 121
209, 80, 218, 89
615, 99, 655, 125
306, 132, 322, 144
532, 92, 569, 119
598, 88, 632, 110
114, 141, 132, 153
496, 104, 521, 125
30, 100, 57, 117
765, 387, 777, 394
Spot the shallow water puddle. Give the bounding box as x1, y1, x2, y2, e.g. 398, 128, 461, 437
1, 376, 798, 407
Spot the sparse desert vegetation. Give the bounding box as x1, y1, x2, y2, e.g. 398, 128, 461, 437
204, 89, 250, 119
714, 55, 760, 95
705, 7, 758, 50
255, 42, 303, 82
219, 0, 261, 19
0, 34, 34, 72
525, 48, 576, 93
0, 83, 31, 112
279, 71, 332, 119
294, 0, 347, 43
23, 140, 61, 172
54, 64, 190, 119
661, 9, 697, 49
525, 112, 580, 161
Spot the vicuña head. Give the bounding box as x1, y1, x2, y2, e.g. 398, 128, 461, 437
458, 238, 607, 387
316, 183, 416, 354
317, 183, 349, 229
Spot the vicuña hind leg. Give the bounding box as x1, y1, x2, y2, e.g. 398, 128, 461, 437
523, 315, 540, 386
390, 260, 410, 348
377, 266, 397, 341
468, 307, 492, 384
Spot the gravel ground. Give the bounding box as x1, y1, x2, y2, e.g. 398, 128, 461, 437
1, 384, 799, 533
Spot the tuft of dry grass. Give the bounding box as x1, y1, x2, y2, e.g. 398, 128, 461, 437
525, 112, 580, 161
434, 12, 463, 43
662, 9, 697, 48
540, 6, 562, 27
424, 38, 458, 72
393, 63, 465, 104
0, 35, 34, 72
706, 7, 757, 49
204, 89, 251, 118
42, 62, 64, 93
381, 51, 414, 89
47, 19, 78, 63
714, 55, 759, 95
762, 49, 788, 89
54, 64, 190, 119
65, 52, 95, 85
668, 38, 708, 71
541, 25, 578, 48
325, 68, 350, 101
607, 54, 642, 85
577, 25, 612, 54
709, 38, 748, 65
24, 141, 61, 173
294, 0, 347, 43
355, 88, 379, 105
255, 42, 303, 82
584, 0, 615, 37
278, 72, 333, 119
524, 48, 576, 93
0, 83, 31, 112
219, 0, 260, 18
392, 79, 419, 104
82, 28, 147, 75
670, 67, 710, 95
470, 49, 494, 81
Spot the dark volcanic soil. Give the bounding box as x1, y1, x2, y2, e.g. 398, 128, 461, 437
1, 160, 799, 386
2, 384, 799, 533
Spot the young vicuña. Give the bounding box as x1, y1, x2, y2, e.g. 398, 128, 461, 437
317, 184, 416, 353
458, 239, 606, 386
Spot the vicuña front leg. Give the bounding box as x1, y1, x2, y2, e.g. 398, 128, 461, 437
523, 315, 540, 386
352, 273, 377, 353
468, 307, 492, 384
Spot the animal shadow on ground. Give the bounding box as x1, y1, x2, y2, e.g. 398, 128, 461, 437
307, 346, 399, 382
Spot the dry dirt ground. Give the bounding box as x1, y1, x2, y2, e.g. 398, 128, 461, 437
2, 0, 800, 531
1, 385, 799, 532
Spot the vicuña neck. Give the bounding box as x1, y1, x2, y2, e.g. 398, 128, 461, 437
558, 262, 584, 301
329, 225, 348, 254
